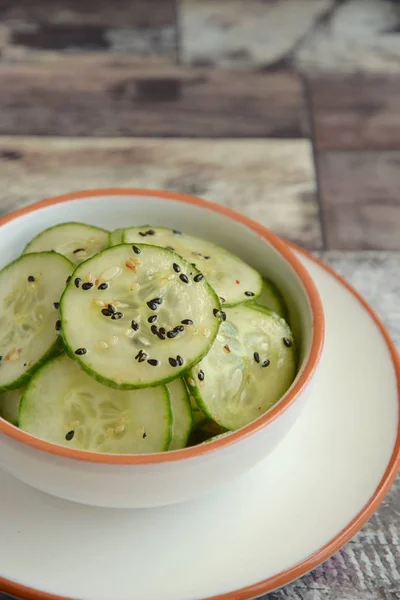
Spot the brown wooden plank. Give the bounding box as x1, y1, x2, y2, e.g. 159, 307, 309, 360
318, 150, 400, 250
308, 75, 400, 150
0, 0, 177, 59
0, 64, 307, 137
0, 136, 321, 248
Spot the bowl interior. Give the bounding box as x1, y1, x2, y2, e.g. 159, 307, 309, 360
0, 192, 314, 397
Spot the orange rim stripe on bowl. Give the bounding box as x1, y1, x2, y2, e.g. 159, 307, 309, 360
0, 192, 399, 600
0, 189, 325, 465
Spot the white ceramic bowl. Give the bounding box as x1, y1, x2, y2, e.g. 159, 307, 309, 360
0, 189, 324, 509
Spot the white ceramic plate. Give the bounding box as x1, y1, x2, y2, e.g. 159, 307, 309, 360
0, 248, 399, 600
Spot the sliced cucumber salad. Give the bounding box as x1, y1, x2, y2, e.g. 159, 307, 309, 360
0, 219, 297, 453
24, 222, 109, 265
20, 355, 172, 453
0, 251, 73, 390
185, 305, 296, 430
123, 226, 262, 307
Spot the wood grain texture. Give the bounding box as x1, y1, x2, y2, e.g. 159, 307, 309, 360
0, 0, 177, 59
294, 0, 400, 74
264, 250, 400, 600
0, 136, 321, 248
317, 151, 400, 250
180, 0, 334, 68
0, 65, 307, 137
307, 75, 400, 150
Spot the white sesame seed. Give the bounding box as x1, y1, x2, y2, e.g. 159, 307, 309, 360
99, 340, 109, 349
125, 329, 135, 338
201, 328, 211, 338
130, 282, 141, 292
115, 424, 125, 434
138, 336, 151, 347
110, 335, 119, 346
94, 299, 105, 307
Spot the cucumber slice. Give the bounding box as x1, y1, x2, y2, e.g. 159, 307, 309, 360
185, 304, 296, 430
0, 388, 23, 425
109, 228, 125, 247
0, 252, 73, 390
24, 222, 109, 265
19, 355, 172, 453
167, 378, 192, 450
190, 394, 207, 429
60, 244, 221, 389
123, 226, 262, 307
253, 278, 288, 320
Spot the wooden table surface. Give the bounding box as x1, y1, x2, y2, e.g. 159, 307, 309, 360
0, 1, 399, 599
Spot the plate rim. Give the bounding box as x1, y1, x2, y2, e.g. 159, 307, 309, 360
0, 237, 399, 600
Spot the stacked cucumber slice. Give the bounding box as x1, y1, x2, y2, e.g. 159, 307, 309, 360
0, 222, 297, 454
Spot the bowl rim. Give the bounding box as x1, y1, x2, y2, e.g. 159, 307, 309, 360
0, 188, 325, 464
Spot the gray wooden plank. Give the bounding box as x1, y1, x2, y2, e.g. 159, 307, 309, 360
0, 136, 321, 248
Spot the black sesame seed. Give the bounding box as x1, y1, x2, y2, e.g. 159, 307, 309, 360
157, 331, 166, 340
98, 282, 109, 290
66, 276, 71, 284
147, 359, 159, 366
135, 349, 143, 359
73, 248, 85, 254
219, 297, 226, 304
254, 351, 260, 363
158, 327, 166, 335
132, 245, 141, 255
244, 291, 255, 297
153, 297, 162, 305
173, 229, 182, 235
23, 362, 27, 366
147, 301, 158, 311
55, 319, 61, 331
74, 277, 82, 288
0, 356, 3, 361
148, 315, 158, 323
150, 324, 158, 335
176, 355, 184, 366
146, 229, 155, 235
283, 337, 292, 348
142, 432, 147, 439
179, 274, 189, 284
193, 273, 204, 282
169, 357, 178, 367
174, 325, 185, 333
221, 311, 227, 321
53, 302, 60, 309
167, 330, 178, 339
213, 308, 219, 317
101, 308, 112, 317
173, 263, 181, 273
75, 348, 87, 355
111, 311, 124, 320
181, 319, 193, 325
107, 304, 116, 314
198, 370, 205, 381
131, 320, 139, 331
82, 282, 94, 290
204, 256, 211, 260
262, 359, 270, 368
65, 430, 75, 441
27, 275, 35, 282
139, 231, 146, 237
165, 246, 175, 251
138, 353, 147, 363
